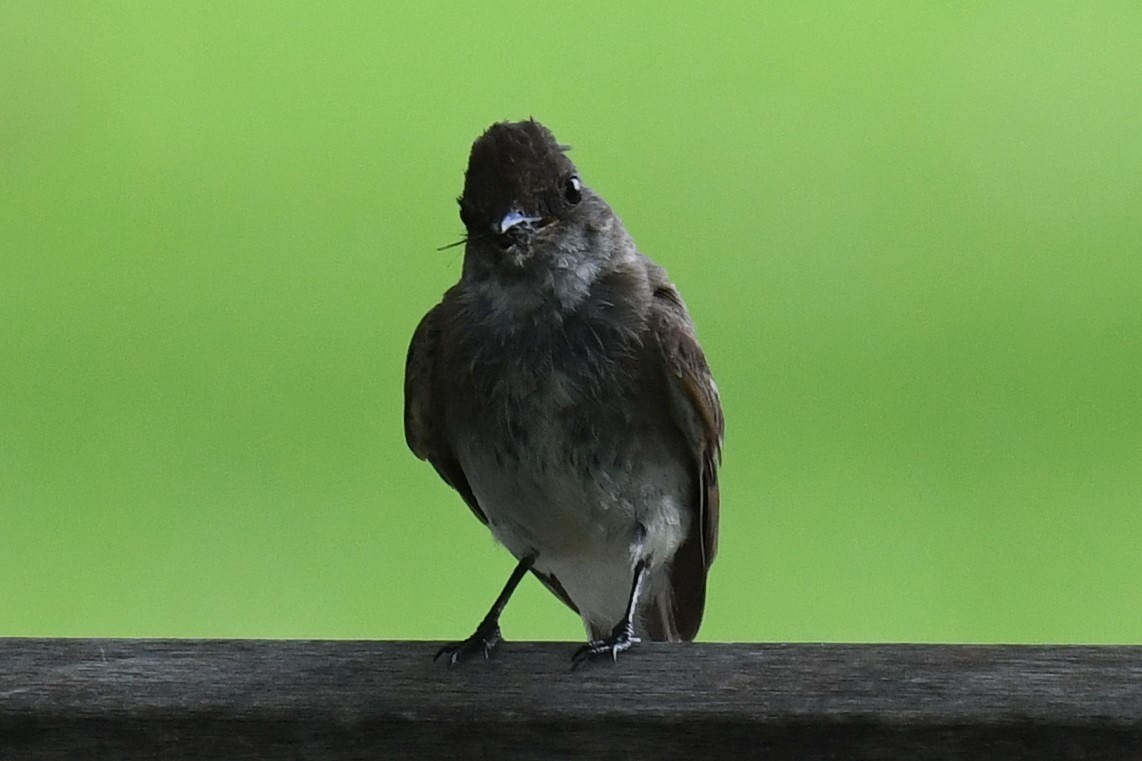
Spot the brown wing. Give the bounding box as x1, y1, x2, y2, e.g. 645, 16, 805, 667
404, 301, 581, 615
646, 282, 724, 640
404, 302, 487, 524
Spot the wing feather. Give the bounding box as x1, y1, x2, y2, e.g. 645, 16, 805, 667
647, 282, 724, 640
404, 304, 487, 525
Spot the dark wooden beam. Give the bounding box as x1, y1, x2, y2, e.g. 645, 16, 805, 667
2, 639, 1140, 759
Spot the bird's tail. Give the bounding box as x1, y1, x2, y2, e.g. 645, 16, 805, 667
640, 589, 686, 642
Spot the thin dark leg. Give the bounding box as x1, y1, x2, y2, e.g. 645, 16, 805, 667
571, 560, 648, 667
435, 554, 535, 666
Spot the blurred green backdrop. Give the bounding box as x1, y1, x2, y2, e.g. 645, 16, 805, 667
2, 2, 1140, 643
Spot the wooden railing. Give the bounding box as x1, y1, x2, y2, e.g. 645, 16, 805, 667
2, 639, 1140, 759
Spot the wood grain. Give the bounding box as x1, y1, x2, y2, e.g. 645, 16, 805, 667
2, 639, 1140, 759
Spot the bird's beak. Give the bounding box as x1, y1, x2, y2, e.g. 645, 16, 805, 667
495, 210, 542, 235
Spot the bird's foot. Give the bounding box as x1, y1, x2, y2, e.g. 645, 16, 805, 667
434, 619, 503, 667
571, 620, 640, 668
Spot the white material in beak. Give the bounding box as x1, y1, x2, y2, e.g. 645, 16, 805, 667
495, 210, 542, 234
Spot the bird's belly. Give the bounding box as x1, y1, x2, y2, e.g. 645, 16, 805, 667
461, 440, 639, 559
455, 413, 690, 632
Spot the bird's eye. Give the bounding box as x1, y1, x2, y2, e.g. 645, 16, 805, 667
563, 176, 582, 205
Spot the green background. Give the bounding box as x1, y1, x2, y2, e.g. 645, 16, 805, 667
2, 2, 1140, 643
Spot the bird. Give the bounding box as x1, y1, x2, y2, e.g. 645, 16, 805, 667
404, 119, 722, 665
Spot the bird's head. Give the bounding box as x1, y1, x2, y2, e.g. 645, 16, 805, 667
458, 120, 596, 269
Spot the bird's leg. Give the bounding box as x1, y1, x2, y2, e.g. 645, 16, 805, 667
435, 554, 535, 666
572, 560, 648, 667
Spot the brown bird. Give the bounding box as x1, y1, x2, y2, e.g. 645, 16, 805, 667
404, 119, 723, 665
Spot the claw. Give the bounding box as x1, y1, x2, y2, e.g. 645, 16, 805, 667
571, 620, 640, 668
434, 622, 503, 667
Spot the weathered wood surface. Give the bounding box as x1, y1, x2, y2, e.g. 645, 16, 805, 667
1, 639, 1140, 760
